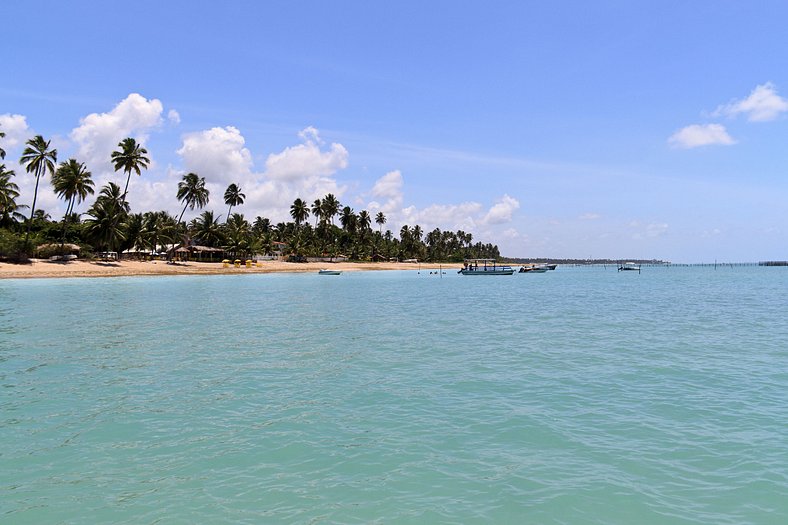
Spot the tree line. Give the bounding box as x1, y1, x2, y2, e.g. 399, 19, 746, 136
0, 133, 500, 262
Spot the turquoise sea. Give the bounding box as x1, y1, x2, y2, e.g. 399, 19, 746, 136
1, 266, 787, 524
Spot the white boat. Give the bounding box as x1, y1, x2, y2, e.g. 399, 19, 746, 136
618, 262, 641, 273
318, 269, 342, 275
519, 265, 548, 273
459, 259, 514, 275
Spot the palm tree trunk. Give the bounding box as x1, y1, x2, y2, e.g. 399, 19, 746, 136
178, 202, 189, 224
60, 196, 75, 251
226, 204, 232, 223
24, 169, 42, 246
122, 169, 132, 206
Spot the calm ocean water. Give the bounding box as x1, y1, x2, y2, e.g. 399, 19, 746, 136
1, 266, 787, 524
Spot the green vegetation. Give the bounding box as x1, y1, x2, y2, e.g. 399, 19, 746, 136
0, 135, 500, 263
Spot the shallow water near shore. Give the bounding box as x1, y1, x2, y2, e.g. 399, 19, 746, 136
1, 266, 787, 524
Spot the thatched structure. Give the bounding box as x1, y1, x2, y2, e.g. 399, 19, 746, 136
36, 243, 81, 256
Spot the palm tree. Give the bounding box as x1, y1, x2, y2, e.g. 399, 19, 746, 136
290, 198, 309, 228
0, 164, 26, 226
84, 183, 128, 252
52, 159, 95, 248
320, 193, 340, 225
358, 210, 371, 233
111, 137, 149, 208
253, 216, 271, 236
192, 210, 224, 247
121, 213, 145, 254
375, 212, 386, 234
225, 213, 252, 256
223, 183, 245, 222
339, 206, 356, 232
412, 225, 423, 244
95, 182, 130, 213
0, 127, 5, 159
52, 159, 94, 218
142, 211, 177, 254
176, 173, 210, 224
19, 135, 57, 244
311, 198, 322, 227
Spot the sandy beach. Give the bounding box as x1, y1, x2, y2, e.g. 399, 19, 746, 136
0, 259, 458, 280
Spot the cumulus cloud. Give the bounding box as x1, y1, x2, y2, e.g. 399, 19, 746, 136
482, 194, 520, 225
167, 109, 181, 125
714, 82, 788, 122
169, 125, 351, 223
264, 127, 348, 181
367, 170, 404, 215
502, 228, 520, 239
176, 126, 253, 183
0, 113, 30, 151
371, 170, 403, 199
361, 169, 522, 241
397, 201, 483, 234
631, 221, 669, 240
70, 93, 166, 170
668, 124, 735, 149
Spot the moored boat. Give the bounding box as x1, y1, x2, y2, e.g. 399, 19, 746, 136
459, 259, 514, 275
318, 269, 342, 275
519, 265, 548, 273
618, 262, 641, 273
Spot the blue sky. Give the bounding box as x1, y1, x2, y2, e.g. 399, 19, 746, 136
2, 1, 787, 262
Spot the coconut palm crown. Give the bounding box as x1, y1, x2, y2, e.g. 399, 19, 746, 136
111, 137, 149, 207
176, 173, 209, 224
53, 159, 95, 218
19, 135, 57, 242
290, 198, 309, 227
223, 183, 245, 222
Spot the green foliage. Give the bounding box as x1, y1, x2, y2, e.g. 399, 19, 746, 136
4, 133, 501, 262
0, 228, 39, 262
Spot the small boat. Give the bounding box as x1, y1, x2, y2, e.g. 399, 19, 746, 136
618, 262, 641, 273
459, 259, 514, 275
543, 264, 558, 270
519, 265, 548, 273
318, 269, 342, 275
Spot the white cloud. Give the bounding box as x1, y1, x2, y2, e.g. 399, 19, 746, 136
298, 126, 322, 144
371, 170, 403, 199
264, 127, 348, 181
401, 202, 483, 232
632, 221, 669, 240
579, 212, 600, 220
170, 125, 350, 223
367, 170, 404, 215
167, 109, 181, 125
714, 82, 788, 122
482, 194, 520, 225
70, 93, 165, 171
668, 124, 735, 149
502, 228, 520, 239
0, 114, 30, 151
176, 126, 253, 183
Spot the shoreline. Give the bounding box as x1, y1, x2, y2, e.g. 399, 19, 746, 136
0, 259, 458, 280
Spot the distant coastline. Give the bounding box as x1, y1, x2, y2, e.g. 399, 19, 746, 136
505, 257, 670, 265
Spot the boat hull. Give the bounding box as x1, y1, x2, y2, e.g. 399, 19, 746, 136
459, 269, 514, 275
318, 270, 341, 275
